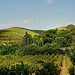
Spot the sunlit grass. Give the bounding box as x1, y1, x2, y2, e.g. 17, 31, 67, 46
0, 27, 39, 45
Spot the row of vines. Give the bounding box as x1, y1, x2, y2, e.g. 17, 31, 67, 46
0, 54, 63, 75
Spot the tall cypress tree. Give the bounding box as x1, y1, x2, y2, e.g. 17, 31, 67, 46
23, 32, 29, 48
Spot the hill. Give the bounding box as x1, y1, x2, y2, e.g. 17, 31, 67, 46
17, 27, 43, 34
57, 26, 67, 30
30, 30, 43, 34
0, 27, 39, 45
0, 25, 75, 45
0, 25, 74, 75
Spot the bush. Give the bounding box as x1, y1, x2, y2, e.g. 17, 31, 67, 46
42, 43, 51, 54
20, 44, 38, 56
54, 37, 67, 47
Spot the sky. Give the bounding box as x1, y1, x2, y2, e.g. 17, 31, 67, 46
0, 0, 75, 30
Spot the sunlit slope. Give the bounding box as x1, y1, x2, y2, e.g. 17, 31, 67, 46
0, 27, 39, 45
57, 26, 67, 30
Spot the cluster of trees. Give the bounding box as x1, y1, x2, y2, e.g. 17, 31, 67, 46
0, 24, 75, 56
42, 25, 75, 47
23, 24, 75, 47
17, 43, 63, 56
17, 24, 75, 56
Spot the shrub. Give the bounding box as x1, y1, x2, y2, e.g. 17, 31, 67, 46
54, 37, 67, 47
20, 44, 38, 56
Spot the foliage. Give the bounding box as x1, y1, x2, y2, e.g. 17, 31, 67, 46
54, 37, 67, 47
0, 24, 75, 74
0, 27, 38, 45
0, 54, 63, 75
65, 54, 74, 75
23, 32, 33, 47
19, 44, 38, 55
33, 35, 41, 46
41, 29, 57, 44
0, 44, 18, 55
39, 62, 59, 75
0, 61, 29, 75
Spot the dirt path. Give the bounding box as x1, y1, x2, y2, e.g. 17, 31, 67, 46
60, 56, 69, 75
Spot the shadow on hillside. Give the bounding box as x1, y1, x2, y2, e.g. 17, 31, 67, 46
0, 30, 9, 34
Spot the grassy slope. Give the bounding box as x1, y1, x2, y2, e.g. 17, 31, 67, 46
0, 27, 39, 45
30, 30, 43, 34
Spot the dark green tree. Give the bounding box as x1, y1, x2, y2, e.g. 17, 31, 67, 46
23, 32, 33, 48
54, 37, 67, 47
41, 29, 57, 44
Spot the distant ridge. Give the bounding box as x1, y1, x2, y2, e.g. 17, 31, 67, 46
30, 30, 43, 34
11, 27, 43, 34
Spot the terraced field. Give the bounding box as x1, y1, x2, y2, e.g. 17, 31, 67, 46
0, 27, 39, 45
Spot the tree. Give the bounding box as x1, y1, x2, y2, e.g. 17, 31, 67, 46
33, 35, 43, 46
23, 32, 33, 48
57, 29, 70, 37
41, 29, 57, 44
54, 37, 67, 47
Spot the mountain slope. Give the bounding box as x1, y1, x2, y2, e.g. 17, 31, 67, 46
30, 30, 43, 34
0, 27, 39, 45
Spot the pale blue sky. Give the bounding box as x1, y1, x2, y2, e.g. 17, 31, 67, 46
0, 0, 75, 30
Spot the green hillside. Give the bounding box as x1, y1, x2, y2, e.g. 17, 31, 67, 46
0, 25, 74, 75
30, 30, 43, 34
0, 27, 39, 45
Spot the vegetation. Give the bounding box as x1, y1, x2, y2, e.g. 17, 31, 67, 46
0, 54, 63, 75
0, 27, 38, 45
30, 30, 43, 34
0, 24, 75, 75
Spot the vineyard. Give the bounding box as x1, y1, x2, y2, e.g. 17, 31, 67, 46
0, 54, 74, 75
0, 25, 75, 75
0, 27, 39, 45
